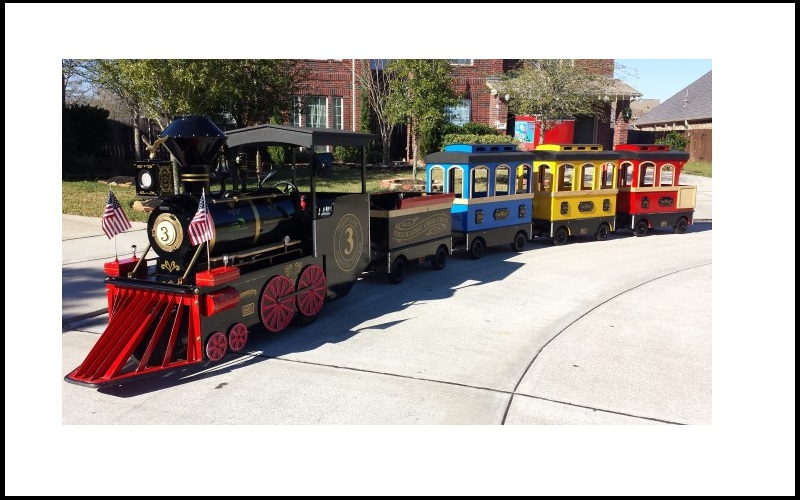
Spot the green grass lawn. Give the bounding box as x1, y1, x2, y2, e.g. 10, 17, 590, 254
684, 162, 712, 177
62, 165, 420, 223
63, 161, 712, 222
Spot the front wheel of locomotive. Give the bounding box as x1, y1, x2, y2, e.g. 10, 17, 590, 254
228, 323, 249, 352
205, 331, 228, 362
260, 275, 296, 333
295, 265, 327, 325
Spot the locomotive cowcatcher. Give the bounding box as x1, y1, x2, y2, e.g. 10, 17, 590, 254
66, 116, 376, 387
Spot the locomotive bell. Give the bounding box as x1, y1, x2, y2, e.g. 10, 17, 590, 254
160, 116, 227, 197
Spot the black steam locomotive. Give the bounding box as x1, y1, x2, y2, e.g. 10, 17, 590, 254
66, 116, 376, 386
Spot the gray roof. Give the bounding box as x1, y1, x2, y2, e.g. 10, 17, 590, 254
226, 123, 376, 149
634, 70, 712, 126
603, 79, 642, 99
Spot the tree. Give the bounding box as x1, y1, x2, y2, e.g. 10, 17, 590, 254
89, 59, 304, 161
90, 59, 150, 160
385, 59, 459, 179
62, 59, 95, 107
345, 59, 396, 165
199, 60, 302, 127
501, 60, 610, 145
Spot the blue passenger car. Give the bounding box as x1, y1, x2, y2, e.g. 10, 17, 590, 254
424, 144, 537, 259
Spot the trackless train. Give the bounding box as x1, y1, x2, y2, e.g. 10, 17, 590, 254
65, 116, 695, 387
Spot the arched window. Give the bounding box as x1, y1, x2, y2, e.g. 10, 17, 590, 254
558, 164, 574, 191
601, 162, 615, 189
538, 165, 551, 191
660, 164, 675, 186
495, 165, 510, 196
447, 166, 463, 198
619, 161, 633, 187
516, 164, 532, 193
472, 166, 489, 198
429, 166, 445, 193
581, 163, 595, 190
640, 162, 655, 187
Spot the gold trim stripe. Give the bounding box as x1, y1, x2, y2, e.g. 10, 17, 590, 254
248, 199, 261, 246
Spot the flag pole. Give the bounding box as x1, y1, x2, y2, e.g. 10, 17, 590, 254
204, 188, 211, 270
114, 237, 118, 262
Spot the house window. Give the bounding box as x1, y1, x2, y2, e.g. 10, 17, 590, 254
290, 96, 303, 127
333, 97, 343, 130
306, 97, 327, 128
449, 59, 472, 65
447, 99, 471, 126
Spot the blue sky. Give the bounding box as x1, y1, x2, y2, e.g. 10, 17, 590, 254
615, 59, 712, 102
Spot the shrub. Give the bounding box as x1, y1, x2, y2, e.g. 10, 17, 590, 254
442, 133, 518, 146
266, 146, 289, 165
461, 122, 496, 135
656, 131, 689, 151
334, 146, 361, 164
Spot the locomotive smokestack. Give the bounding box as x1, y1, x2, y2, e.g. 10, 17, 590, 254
160, 116, 226, 196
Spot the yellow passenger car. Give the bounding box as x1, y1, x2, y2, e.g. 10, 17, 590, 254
532, 144, 620, 245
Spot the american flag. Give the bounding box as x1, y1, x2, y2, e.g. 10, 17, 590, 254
188, 189, 215, 246
102, 189, 132, 239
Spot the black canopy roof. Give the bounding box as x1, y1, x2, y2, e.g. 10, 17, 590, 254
225, 123, 377, 149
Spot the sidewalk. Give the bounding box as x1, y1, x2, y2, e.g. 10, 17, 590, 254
61, 214, 148, 325
682, 174, 712, 222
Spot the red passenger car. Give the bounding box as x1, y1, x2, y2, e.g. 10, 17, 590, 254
614, 144, 696, 236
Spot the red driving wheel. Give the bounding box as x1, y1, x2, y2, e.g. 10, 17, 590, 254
296, 265, 327, 318
228, 323, 248, 352
260, 275, 295, 332
205, 331, 228, 362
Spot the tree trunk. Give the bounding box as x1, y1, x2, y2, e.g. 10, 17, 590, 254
380, 122, 392, 165
132, 108, 143, 161
410, 119, 419, 180
406, 117, 412, 163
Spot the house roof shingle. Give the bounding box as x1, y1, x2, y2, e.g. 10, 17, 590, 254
634, 70, 712, 126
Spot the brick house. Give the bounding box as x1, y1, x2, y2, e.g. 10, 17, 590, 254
289, 59, 640, 158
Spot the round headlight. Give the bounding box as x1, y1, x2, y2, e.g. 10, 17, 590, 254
139, 170, 153, 190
